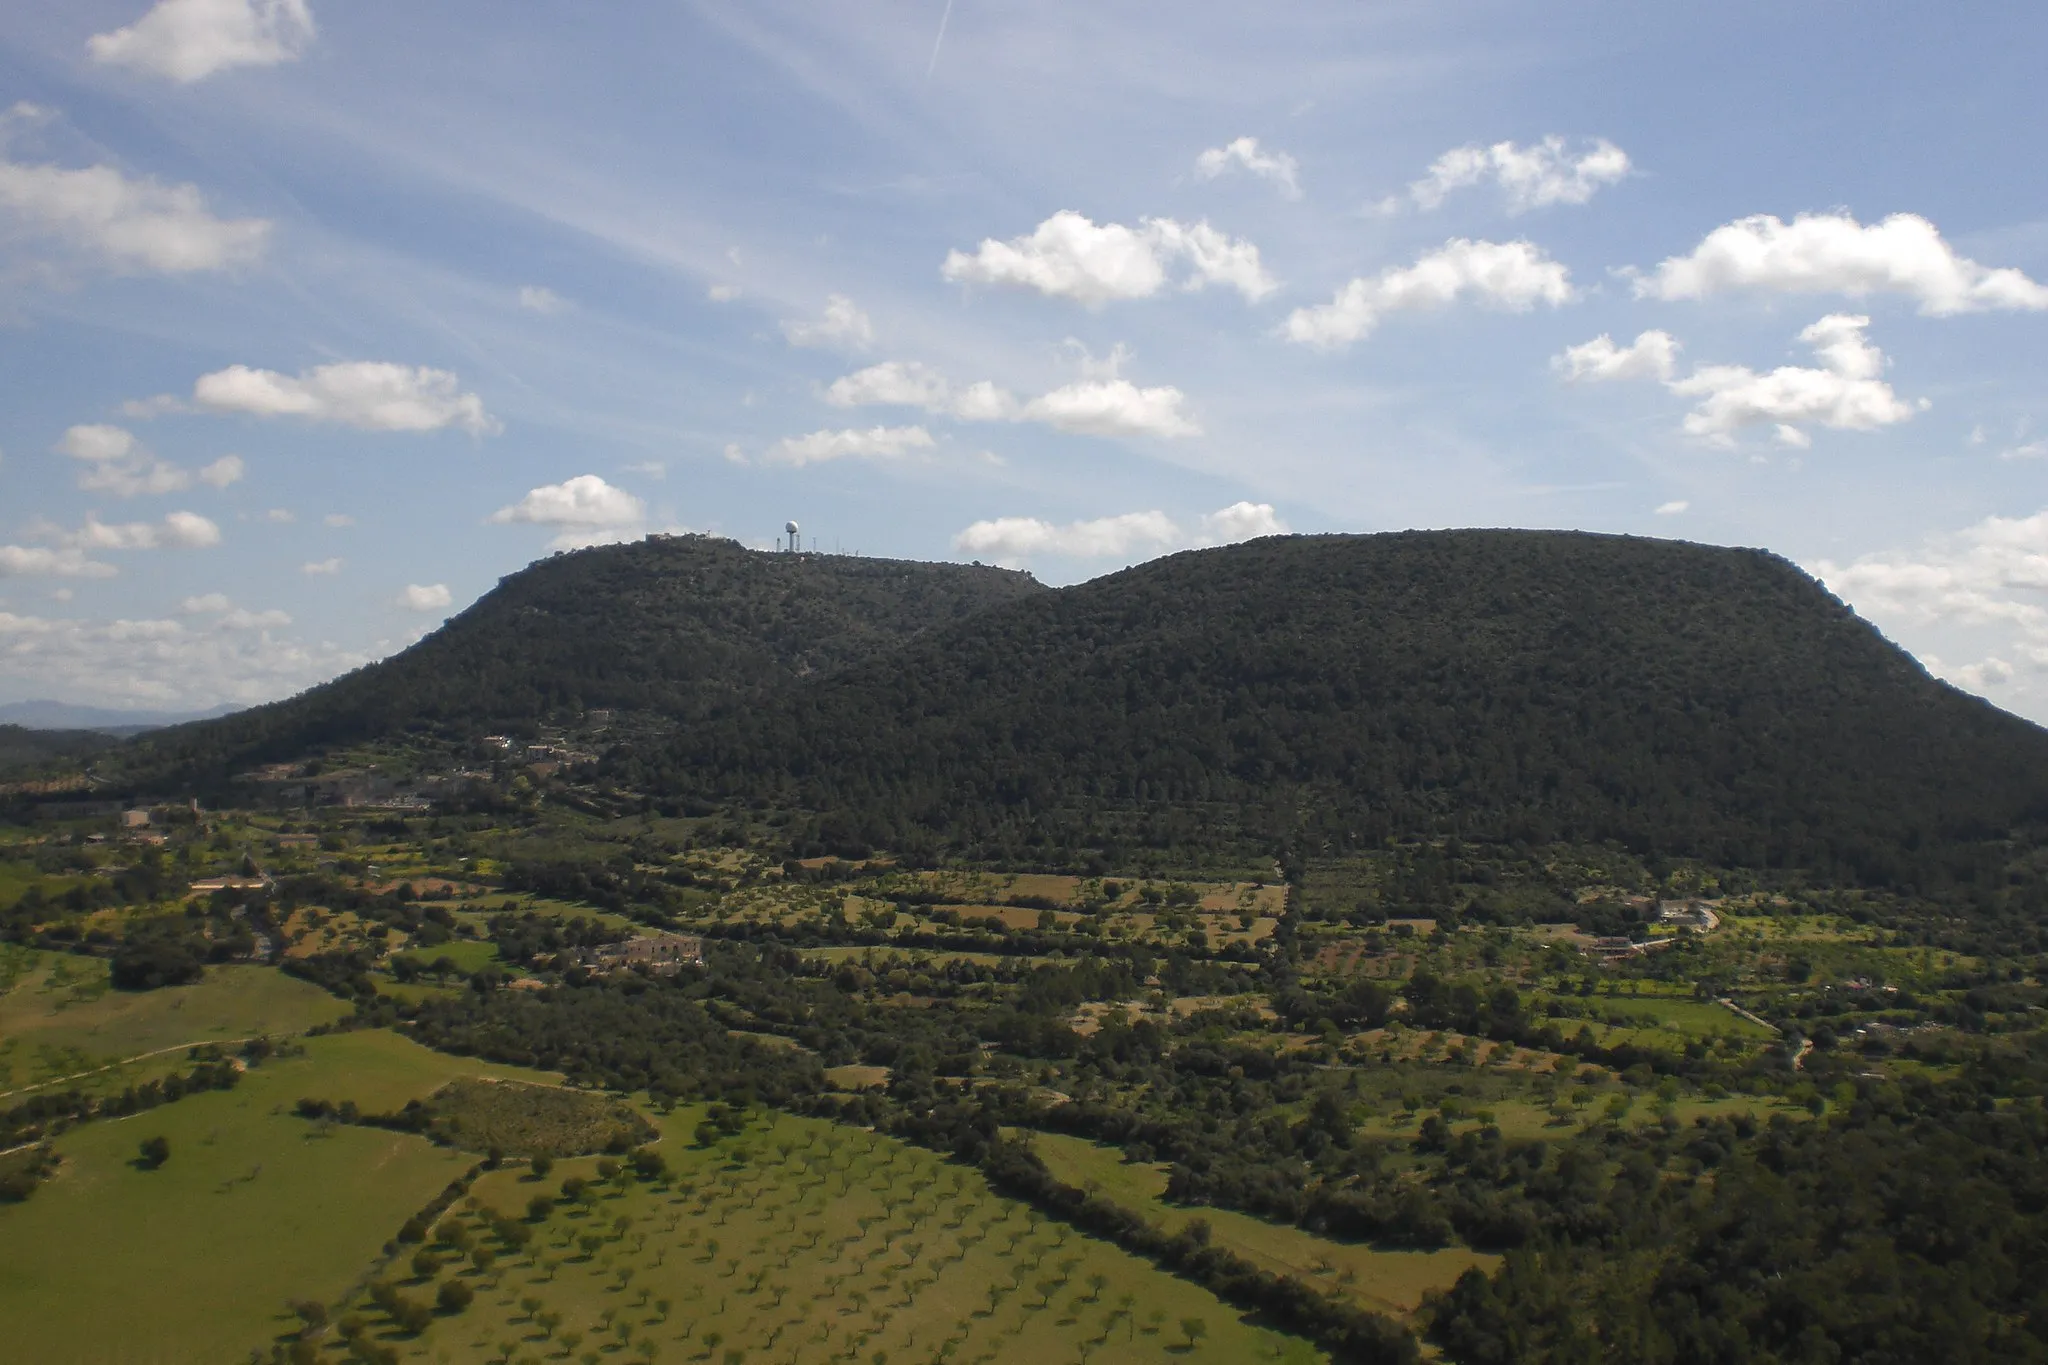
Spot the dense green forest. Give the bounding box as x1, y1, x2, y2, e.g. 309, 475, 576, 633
612, 532, 2048, 889
0, 725, 120, 780
114, 535, 1043, 785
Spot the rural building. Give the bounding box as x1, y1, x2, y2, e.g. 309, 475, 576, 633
1657, 900, 1719, 930
122, 808, 152, 828
586, 933, 705, 974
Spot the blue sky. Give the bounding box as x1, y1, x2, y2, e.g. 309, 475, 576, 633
3, 1, 2048, 718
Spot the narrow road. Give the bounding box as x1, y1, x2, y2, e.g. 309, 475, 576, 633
1716, 997, 1779, 1033
0, 1036, 258, 1101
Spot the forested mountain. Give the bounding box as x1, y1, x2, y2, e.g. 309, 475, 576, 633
0, 725, 121, 780
620, 531, 2048, 886
122, 535, 1044, 782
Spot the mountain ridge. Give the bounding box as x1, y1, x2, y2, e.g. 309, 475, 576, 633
119, 534, 1046, 783
622, 530, 2048, 887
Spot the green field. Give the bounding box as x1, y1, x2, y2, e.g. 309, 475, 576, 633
0, 1028, 564, 1364
391, 939, 502, 974
1027, 1130, 1490, 1320
1535, 993, 1777, 1042
0, 953, 351, 1096
364, 1108, 1324, 1365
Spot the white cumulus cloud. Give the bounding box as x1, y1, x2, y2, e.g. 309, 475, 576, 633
1284, 238, 1574, 349
178, 593, 287, 628
191, 361, 498, 434
1402, 136, 1630, 214
1810, 509, 2048, 700
489, 474, 647, 549
1193, 136, 1301, 199
517, 285, 568, 314
1669, 314, 1917, 445
1635, 212, 2048, 315
55, 424, 137, 463
760, 426, 934, 468
941, 211, 1275, 305
953, 501, 1287, 563
0, 546, 117, 579
56, 424, 194, 500
395, 583, 452, 612
1199, 501, 1289, 542
826, 361, 956, 411
1556, 316, 1920, 447
1018, 379, 1199, 438
0, 143, 269, 274
88, 0, 316, 83
782, 294, 875, 350
825, 360, 1197, 439
301, 556, 341, 575
1553, 330, 1681, 383
70, 510, 223, 550
3, 512, 220, 574
0, 608, 366, 711
198, 454, 244, 488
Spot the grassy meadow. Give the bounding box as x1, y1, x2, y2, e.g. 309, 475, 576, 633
1026, 1130, 1490, 1321
0, 950, 350, 1097
0, 1029, 540, 1364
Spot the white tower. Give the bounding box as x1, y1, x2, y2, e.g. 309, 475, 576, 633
785, 520, 800, 553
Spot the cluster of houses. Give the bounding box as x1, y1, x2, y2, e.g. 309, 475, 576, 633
582, 932, 705, 975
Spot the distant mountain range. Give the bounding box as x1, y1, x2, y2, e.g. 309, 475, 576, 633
0, 700, 243, 735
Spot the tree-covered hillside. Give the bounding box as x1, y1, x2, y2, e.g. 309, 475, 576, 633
121, 535, 1045, 783
627, 531, 2048, 886
0, 725, 121, 780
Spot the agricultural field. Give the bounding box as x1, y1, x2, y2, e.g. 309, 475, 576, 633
0, 1029, 553, 1364
1027, 1131, 1490, 1321
358, 1107, 1323, 1365
0, 951, 350, 1096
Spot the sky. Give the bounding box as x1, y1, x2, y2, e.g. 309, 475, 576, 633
3, 2, 2048, 719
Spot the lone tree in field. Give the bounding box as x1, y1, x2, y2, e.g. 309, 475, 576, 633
1179, 1317, 1208, 1350
437, 1278, 475, 1312
137, 1135, 170, 1169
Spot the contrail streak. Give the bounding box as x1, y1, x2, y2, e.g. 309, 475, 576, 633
926, 0, 954, 77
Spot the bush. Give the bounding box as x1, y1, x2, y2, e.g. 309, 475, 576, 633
437, 1278, 475, 1312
